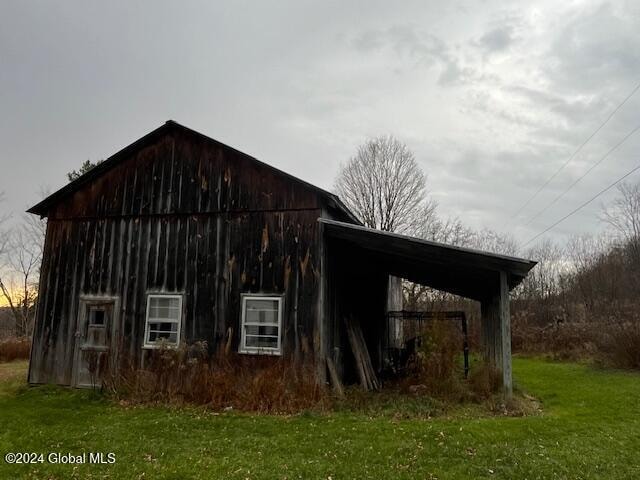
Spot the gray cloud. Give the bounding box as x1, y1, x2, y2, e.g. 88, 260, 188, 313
478, 26, 515, 53
545, 2, 640, 94
357, 25, 482, 87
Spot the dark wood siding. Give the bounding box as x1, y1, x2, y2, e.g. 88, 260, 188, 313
29, 129, 324, 384
49, 129, 321, 220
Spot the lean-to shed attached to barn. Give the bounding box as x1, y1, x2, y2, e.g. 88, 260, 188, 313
27, 121, 535, 393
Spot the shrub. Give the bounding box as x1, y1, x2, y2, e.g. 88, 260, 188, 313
411, 319, 465, 399
512, 310, 640, 370
396, 320, 501, 402
0, 337, 30, 363
593, 317, 640, 370
511, 313, 597, 360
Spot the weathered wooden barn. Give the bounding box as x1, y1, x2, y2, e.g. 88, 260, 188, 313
27, 121, 535, 393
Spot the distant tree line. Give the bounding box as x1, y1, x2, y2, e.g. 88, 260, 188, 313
513, 182, 640, 327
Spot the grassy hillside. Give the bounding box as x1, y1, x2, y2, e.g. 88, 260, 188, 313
1, 358, 639, 479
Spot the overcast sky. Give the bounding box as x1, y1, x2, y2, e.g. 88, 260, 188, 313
1, 0, 639, 247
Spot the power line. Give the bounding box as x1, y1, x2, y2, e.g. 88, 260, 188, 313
521, 162, 640, 248
507, 80, 640, 223
522, 124, 640, 227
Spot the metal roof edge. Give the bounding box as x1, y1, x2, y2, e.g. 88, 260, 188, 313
318, 218, 537, 269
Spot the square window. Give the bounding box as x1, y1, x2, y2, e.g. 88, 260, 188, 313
240, 295, 283, 355
144, 294, 182, 348
89, 308, 106, 326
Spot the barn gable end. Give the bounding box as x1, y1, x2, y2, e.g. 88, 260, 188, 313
28, 121, 352, 385
31, 121, 355, 222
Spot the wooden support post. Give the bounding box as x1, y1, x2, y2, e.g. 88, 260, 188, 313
499, 270, 512, 395
480, 270, 512, 396
315, 217, 328, 386
387, 275, 404, 349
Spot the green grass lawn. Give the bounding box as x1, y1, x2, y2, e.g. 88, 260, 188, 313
1, 358, 639, 479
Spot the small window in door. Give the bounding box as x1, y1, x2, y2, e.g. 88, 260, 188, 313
82, 301, 112, 350
89, 307, 106, 327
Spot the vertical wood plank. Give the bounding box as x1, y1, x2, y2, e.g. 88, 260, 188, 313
499, 270, 512, 395
480, 271, 512, 396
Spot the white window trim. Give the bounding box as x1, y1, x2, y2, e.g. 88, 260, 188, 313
143, 294, 183, 349
239, 294, 283, 356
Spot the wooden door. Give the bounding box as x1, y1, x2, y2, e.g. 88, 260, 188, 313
72, 298, 118, 388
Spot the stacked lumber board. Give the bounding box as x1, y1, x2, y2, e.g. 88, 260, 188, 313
344, 316, 380, 391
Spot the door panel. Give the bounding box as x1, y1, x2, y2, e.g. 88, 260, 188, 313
73, 298, 118, 388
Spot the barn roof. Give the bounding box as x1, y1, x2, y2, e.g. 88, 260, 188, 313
27, 120, 360, 223
320, 218, 537, 301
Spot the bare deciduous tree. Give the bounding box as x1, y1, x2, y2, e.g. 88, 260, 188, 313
335, 135, 436, 234
471, 228, 520, 257
601, 182, 640, 242
0, 192, 46, 337
0, 192, 14, 335
567, 234, 610, 276
0, 192, 9, 255
6, 216, 45, 336
564, 234, 613, 312
520, 239, 566, 299
335, 136, 438, 320
414, 216, 474, 246
601, 181, 640, 273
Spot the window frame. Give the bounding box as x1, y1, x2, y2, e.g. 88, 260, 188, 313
143, 294, 183, 349
87, 305, 107, 328
239, 294, 284, 356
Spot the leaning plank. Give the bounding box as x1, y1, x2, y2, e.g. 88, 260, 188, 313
345, 316, 380, 391
345, 318, 362, 384
345, 317, 368, 389
355, 321, 380, 390
326, 356, 345, 397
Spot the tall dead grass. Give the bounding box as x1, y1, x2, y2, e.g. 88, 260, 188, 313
103, 330, 507, 415
0, 337, 31, 363
104, 342, 329, 414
